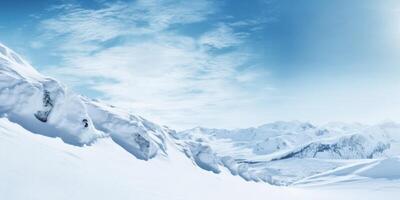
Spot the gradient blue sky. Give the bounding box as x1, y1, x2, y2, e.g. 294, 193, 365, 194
1, 0, 400, 129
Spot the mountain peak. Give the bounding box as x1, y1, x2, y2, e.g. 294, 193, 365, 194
0, 43, 43, 81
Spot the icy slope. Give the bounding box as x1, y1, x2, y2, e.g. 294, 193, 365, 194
0, 42, 168, 160
1, 117, 399, 200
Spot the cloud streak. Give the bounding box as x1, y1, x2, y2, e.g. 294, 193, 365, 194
36, 0, 271, 129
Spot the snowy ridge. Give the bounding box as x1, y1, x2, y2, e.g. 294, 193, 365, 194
84, 99, 170, 160
0, 42, 168, 160
271, 134, 390, 160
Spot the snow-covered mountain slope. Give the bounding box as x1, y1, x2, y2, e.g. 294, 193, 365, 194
1, 42, 400, 199
1, 117, 399, 200
0, 43, 168, 160
175, 121, 400, 185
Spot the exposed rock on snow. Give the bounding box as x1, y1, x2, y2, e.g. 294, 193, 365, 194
34, 90, 54, 122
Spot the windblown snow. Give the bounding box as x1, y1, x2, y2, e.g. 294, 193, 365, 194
0, 42, 399, 199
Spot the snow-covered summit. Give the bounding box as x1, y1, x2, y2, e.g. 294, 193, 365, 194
0, 43, 42, 81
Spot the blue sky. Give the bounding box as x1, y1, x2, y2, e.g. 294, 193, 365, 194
1, 0, 400, 129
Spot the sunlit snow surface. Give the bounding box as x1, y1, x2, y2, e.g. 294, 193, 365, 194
1, 118, 400, 200
1, 42, 400, 199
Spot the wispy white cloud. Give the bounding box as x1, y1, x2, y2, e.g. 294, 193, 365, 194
37, 0, 271, 129
40, 0, 215, 43
199, 23, 248, 49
